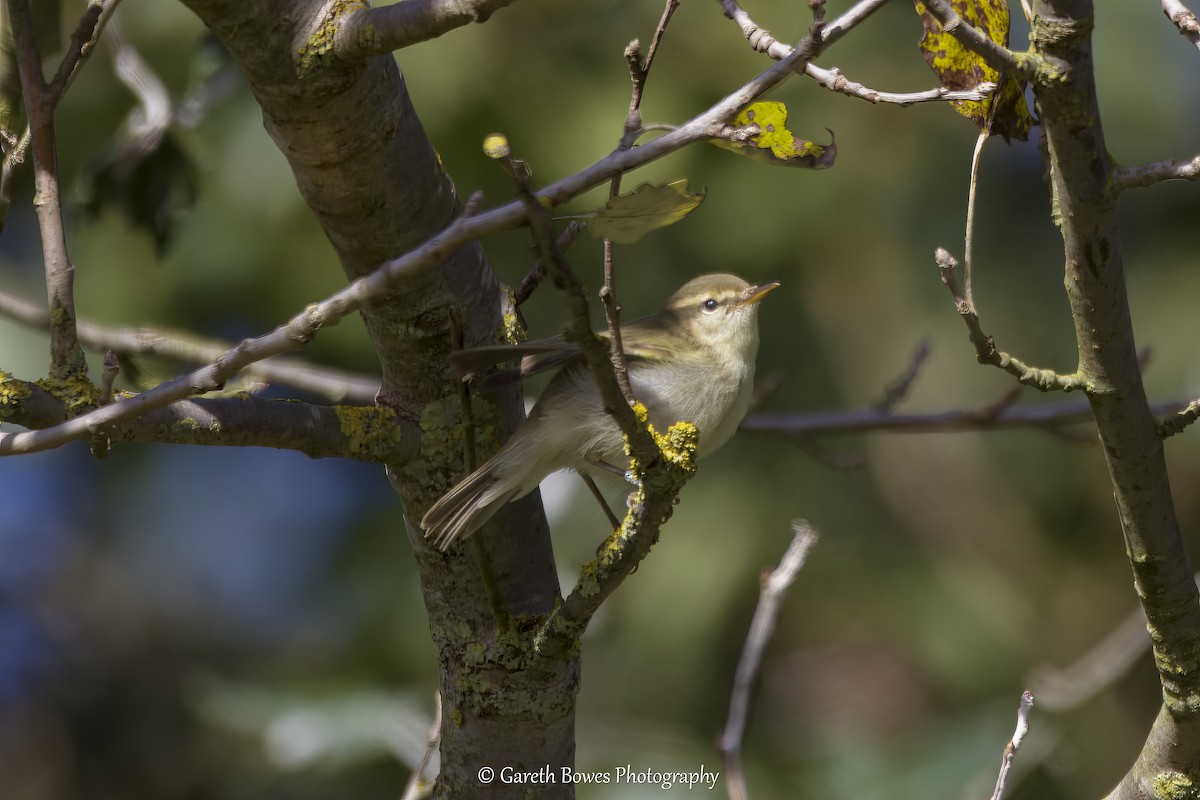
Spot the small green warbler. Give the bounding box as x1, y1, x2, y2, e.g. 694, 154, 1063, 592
422, 273, 778, 550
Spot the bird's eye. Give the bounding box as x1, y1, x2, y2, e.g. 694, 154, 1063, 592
702, 298, 719, 312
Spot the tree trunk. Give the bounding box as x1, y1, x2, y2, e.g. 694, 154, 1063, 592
179, 1, 578, 795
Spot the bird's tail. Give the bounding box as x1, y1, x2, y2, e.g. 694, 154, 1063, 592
420, 443, 530, 551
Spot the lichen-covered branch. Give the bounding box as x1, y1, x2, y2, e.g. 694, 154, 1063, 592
0, 205, 487, 456
1025, 1, 1200, 793
0, 370, 414, 461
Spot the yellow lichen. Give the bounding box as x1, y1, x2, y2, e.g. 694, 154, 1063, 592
334, 404, 404, 460
36, 372, 100, 416
0, 369, 31, 408
296, 0, 368, 77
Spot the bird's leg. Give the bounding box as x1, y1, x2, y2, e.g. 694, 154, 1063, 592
578, 473, 622, 530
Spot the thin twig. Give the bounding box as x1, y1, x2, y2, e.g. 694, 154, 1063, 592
48, 0, 122, 104
964, 129, 989, 311
874, 339, 931, 413
9, 0, 86, 379
743, 397, 1199, 439
1162, 0, 1200, 50
989, 691, 1034, 800
716, 0, 995, 106
806, 64, 995, 106
1111, 153, 1200, 192
1159, 398, 1200, 438
513, 220, 584, 307
399, 694, 442, 800
0, 288, 380, 403
580, 473, 622, 530
601, 1, 680, 407
935, 248, 1086, 392
717, 0, 791, 59
719, 521, 820, 800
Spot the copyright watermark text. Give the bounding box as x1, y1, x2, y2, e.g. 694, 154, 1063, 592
476, 764, 720, 790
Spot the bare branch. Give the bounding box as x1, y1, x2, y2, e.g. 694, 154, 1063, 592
989, 691, 1034, 800
332, 0, 522, 61
806, 64, 996, 105
48, 0, 121, 104
935, 248, 1086, 392
717, 0, 994, 106
874, 339, 930, 413
717, 0, 792, 59
0, 289, 379, 403
1159, 398, 1200, 438
400, 694, 441, 800
719, 521, 820, 800
9, 0, 86, 379
1163, 0, 1200, 50
600, 2, 682, 408
0, 204, 485, 455
1112, 153, 1200, 192
513, 220, 584, 307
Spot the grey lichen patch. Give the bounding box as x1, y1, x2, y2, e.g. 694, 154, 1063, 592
451, 622, 578, 721
404, 393, 501, 493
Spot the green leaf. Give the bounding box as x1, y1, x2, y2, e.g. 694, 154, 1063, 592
586, 179, 705, 244
914, 0, 1033, 141
713, 101, 837, 169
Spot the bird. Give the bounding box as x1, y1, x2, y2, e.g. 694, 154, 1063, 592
421, 273, 778, 550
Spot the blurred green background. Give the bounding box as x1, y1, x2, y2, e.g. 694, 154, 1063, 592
2, 1, 1199, 798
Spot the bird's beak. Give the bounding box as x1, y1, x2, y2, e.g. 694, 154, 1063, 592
738, 281, 781, 307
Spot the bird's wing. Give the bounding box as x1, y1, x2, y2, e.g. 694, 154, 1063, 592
451, 314, 674, 392
451, 336, 582, 392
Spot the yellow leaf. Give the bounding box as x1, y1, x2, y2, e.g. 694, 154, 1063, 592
914, 0, 1033, 141
714, 102, 837, 169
